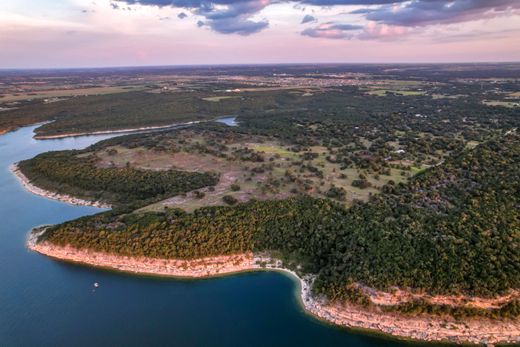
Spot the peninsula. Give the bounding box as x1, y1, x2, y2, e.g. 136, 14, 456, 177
10, 65, 520, 345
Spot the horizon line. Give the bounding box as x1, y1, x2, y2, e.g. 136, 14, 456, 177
1, 60, 520, 72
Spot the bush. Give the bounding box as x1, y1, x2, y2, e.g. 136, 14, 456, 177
325, 186, 347, 201
352, 179, 372, 189
193, 191, 206, 199
222, 195, 238, 205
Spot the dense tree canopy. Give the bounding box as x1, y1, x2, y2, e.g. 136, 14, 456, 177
18, 150, 218, 206
41, 134, 520, 300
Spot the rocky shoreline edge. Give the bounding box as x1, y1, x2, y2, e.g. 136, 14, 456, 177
10, 163, 112, 209
27, 226, 520, 346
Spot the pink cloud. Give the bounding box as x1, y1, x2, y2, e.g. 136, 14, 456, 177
358, 21, 409, 40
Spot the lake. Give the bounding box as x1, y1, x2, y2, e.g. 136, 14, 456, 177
0, 123, 440, 346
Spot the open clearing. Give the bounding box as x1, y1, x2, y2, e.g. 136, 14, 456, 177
363, 80, 430, 97
431, 94, 466, 99
483, 100, 519, 108
367, 89, 426, 97
202, 96, 241, 102
85, 129, 426, 212
0, 86, 145, 102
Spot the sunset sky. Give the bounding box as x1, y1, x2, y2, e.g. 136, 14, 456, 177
1, 0, 519, 68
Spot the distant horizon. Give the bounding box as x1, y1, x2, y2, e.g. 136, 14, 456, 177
2, 60, 520, 71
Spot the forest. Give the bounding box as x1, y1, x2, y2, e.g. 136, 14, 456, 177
13, 67, 520, 319
18, 150, 218, 206
2, 68, 519, 140
40, 134, 520, 304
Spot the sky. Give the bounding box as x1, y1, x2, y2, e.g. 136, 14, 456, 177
1, 0, 519, 68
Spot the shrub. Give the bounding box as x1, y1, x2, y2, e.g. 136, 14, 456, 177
222, 195, 238, 205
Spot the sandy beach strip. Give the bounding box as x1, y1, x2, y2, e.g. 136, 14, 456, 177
10, 163, 111, 208
27, 230, 520, 346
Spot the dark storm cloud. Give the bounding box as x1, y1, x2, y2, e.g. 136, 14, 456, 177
362, 0, 520, 27
178, 12, 188, 18
113, 0, 520, 36
300, 0, 402, 4
301, 14, 317, 24
205, 18, 269, 34
349, 8, 373, 14
194, 0, 269, 35
118, 0, 269, 35
114, 0, 389, 36
121, 0, 262, 8
120, 0, 408, 7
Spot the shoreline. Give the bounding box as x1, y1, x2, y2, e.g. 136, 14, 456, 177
28, 228, 520, 345
32, 120, 202, 140
0, 115, 236, 141
10, 163, 112, 209
8, 116, 237, 208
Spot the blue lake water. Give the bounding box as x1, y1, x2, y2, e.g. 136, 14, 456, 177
0, 124, 442, 346
216, 116, 238, 127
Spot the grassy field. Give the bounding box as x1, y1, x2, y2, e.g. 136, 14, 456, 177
0, 86, 145, 102
363, 79, 429, 97
84, 129, 426, 212
367, 89, 426, 97
482, 100, 519, 108
202, 96, 241, 102
431, 94, 465, 99
248, 143, 298, 158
